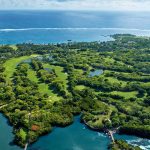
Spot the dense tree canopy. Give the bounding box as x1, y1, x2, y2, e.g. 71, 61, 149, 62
0, 34, 149, 149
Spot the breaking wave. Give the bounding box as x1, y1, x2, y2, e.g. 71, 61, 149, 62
127, 138, 150, 150
0, 27, 150, 32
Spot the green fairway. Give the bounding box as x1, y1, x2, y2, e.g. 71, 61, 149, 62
10, 45, 18, 50
104, 57, 115, 63
110, 91, 138, 99
27, 68, 61, 101
4, 55, 38, 80
75, 85, 86, 91
43, 64, 68, 90
106, 77, 127, 87
27, 69, 39, 83
2, 55, 61, 101
38, 83, 53, 96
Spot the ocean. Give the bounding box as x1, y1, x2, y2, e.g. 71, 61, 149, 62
0, 10, 150, 44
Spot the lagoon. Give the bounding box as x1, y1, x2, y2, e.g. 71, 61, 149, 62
0, 114, 150, 150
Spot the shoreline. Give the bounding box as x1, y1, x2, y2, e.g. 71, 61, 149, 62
0, 113, 149, 150
82, 118, 150, 141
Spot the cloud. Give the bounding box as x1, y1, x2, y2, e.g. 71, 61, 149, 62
0, 0, 150, 11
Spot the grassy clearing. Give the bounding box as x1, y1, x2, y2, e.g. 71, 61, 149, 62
43, 64, 68, 89
104, 57, 115, 63
0, 45, 17, 50
74, 69, 84, 75
47, 95, 61, 102
141, 82, 150, 88
120, 102, 142, 115
75, 85, 86, 91
19, 129, 27, 141
87, 102, 116, 128
4, 55, 38, 80
102, 70, 127, 87
110, 91, 138, 99
4, 56, 61, 102
38, 83, 52, 96
10, 45, 18, 50
28, 68, 60, 98
27, 69, 39, 83
104, 57, 131, 66
106, 77, 127, 87
27, 67, 61, 102
27, 69, 52, 95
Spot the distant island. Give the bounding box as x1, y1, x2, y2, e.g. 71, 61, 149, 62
0, 34, 149, 150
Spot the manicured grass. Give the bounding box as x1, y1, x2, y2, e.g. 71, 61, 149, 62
19, 128, 27, 141
102, 70, 127, 86
106, 77, 127, 87
47, 95, 61, 102
10, 45, 18, 50
110, 91, 138, 99
0, 45, 18, 50
43, 64, 68, 90
87, 102, 116, 128
27, 69, 53, 96
120, 102, 142, 115
104, 57, 115, 63
75, 85, 86, 91
27, 67, 61, 102
4, 55, 38, 80
104, 56, 130, 66
74, 69, 84, 75
141, 82, 150, 88
3, 55, 61, 101
27, 69, 39, 83
38, 83, 52, 95
39, 83, 51, 95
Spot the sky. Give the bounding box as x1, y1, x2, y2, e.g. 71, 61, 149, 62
0, 0, 150, 11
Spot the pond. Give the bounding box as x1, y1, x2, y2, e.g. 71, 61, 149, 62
22, 58, 32, 63
36, 56, 53, 61
0, 114, 149, 150
89, 69, 103, 77
21, 56, 53, 65
44, 68, 53, 72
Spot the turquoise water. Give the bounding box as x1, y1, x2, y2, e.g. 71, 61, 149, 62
29, 117, 110, 150
0, 114, 22, 150
0, 114, 150, 150
1, 11, 150, 44
89, 69, 103, 77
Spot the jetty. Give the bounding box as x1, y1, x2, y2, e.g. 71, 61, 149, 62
107, 130, 115, 143
83, 119, 119, 144
24, 143, 28, 150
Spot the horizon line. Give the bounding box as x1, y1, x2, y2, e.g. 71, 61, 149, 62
0, 9, 150, 12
